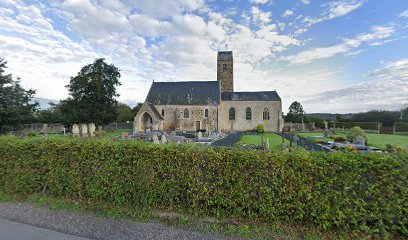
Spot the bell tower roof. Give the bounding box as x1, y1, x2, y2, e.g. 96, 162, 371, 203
217, 51, 233, 61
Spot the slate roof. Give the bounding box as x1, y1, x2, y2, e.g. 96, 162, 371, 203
147, 103, 164, 120
217, 51, 233, 61
145, 81, 220, 105
221, 91, 281, 101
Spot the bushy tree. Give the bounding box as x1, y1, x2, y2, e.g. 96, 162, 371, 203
0, 58, 37, 131
33, 102, 64, 123
132, 103, 143, 116
346, 126, 367, 142
59, 58, 121, 125
353, 110, 399, 126
116, 102, 134, 122
285, 101, 305, 123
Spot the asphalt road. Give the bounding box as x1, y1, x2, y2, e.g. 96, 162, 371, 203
0, 202, 232, 240
0, 218, 90, 240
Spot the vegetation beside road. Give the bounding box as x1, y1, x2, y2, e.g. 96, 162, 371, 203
0, 138, 407, 239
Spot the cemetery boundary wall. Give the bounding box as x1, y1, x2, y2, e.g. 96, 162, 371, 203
104, 122, 133, 131
0, 139, 407, 236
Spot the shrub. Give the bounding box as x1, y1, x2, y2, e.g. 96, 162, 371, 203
27, 132, 37, 137
0, 138, 407, 236
257, 124, 264, 133
334, 136, 347, 143
346, 126, 368, 142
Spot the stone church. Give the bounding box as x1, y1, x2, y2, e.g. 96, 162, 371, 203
133, 51, 284, 132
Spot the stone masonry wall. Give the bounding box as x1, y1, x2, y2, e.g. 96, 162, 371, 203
219, 100, 283, 132
156, 105, 218, 132
217, 60, 233, 92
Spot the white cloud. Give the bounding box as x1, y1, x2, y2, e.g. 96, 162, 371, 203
282, 10, 293, 17
251, 7, 272, 26
303, 59, 408, 112
400, 10, 408, 18
299, 0, 310, 5
298, 1, 365, 35
249, 0, 269, 4
284, 25, 394, 64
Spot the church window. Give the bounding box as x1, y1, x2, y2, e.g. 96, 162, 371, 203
205, 109, 208, 118
263, 108, 270, 120
161, 109, 165, 116
229, 107, 235, 120
246, 107, 252, 120
184, 108, 189, 118
223, 64, 227, 72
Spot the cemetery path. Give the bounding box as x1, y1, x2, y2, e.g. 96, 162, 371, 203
211, 133, 242, 147
0, 202, 234, 240
279, 133, 332, 152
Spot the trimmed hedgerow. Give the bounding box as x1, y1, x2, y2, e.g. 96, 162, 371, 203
0, 138, 407, 236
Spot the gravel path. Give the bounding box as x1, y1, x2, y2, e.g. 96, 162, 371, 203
0, 202, 234, 240
279, 133, 331, 152
211, 134, 242, 147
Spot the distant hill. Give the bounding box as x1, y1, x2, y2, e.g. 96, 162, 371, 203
32, 97, 59, 110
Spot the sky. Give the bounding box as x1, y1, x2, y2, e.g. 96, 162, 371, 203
0, 0, 408, 113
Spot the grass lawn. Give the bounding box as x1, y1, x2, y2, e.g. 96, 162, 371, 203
298, 131, 408, 149
239, 133, 288, 149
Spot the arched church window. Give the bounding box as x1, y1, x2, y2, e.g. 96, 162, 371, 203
205, 109, 209, 118
263, 108, 270, 120
229, 107, 235, 120
184, 108, 189, 118
246, 107, 252, 120
161, 109, 165, 116
223, 64, 227, 71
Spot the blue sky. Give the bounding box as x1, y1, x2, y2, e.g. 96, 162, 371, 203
0, 0, 407, 113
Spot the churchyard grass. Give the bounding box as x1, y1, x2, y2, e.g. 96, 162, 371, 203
298, 132, 408, 149
238, 133, 288, 148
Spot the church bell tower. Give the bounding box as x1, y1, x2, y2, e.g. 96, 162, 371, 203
217, 51, 234, 92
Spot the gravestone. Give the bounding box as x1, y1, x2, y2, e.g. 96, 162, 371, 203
265, 138, 270, 150
72, 124, 80, 138
146, 128, 151, 133
152, 134, 160, 144
80, 124, 88, 137
121, 132, 129, 139
88, 123, 96, 137
42, 123, 49, 139
293, 132, 299, 148
323, 121, 328, 130
171, 131, 177, 136
197, 131, 203, 140
63, 127, 66, 135
354, 135, 365, 146
161, 134, 167, 144
323, 129, 329, 139
95, 126, 104, 138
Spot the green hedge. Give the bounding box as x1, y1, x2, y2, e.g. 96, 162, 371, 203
395, 122, 408, 132
0, 138, 407, 236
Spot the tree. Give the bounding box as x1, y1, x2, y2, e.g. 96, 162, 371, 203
285, 101, 305, 123
132, 103, 143, 116
59, 58, 121, 125
33, 102, 64, 123
352, 110, 399, 126
116, 103, 134, 122
0, 58, 37, 131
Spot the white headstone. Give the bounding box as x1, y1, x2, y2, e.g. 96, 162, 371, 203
72, 124, 80, 138
354, 135, 365, 146
152, 134, 160, 144
88, 123, 96, 137
161, 134, 167, 144
80, 123, 88, 137
198, 131, 203, 140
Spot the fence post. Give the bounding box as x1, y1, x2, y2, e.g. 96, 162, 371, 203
393, 124, 396, 134
377, 123, 381, 134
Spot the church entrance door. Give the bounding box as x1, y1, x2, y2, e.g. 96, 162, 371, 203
141, 112, 153, 130
196, 121, 201, 131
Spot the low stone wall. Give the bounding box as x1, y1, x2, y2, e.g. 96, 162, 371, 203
21, 123, 65, 134
104, 122, 133, 131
